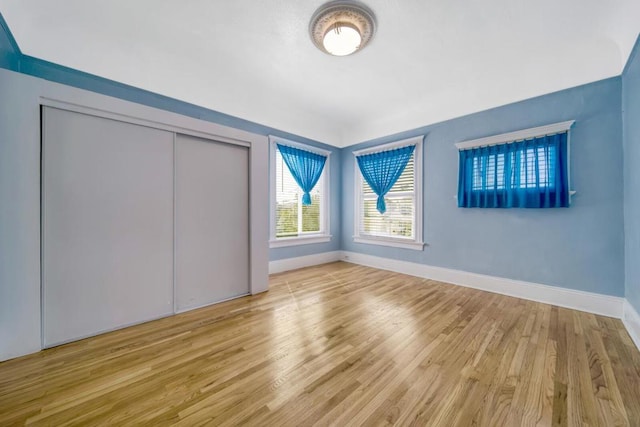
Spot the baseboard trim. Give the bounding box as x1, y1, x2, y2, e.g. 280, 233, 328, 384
622, 300, 640, 351
340, 251, 624, 319
269, 251, 342, 274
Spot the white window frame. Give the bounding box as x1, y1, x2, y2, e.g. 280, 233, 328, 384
269, 136, 331, 248
454, 120, 575, 150
353, 135, 425, 251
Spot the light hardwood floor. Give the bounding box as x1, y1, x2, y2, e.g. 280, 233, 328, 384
1, 262, 639, 426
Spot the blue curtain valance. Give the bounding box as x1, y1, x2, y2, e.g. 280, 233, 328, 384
457, 132, 569, 208
356, 145, 415, 214
277, 144, 327, 205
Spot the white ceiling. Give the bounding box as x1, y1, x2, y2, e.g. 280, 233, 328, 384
1, 1, 638, 147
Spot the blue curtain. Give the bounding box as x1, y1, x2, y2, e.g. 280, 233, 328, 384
277, 144, 327, 205
457, 132, 569, 208
356, 145, 415, 214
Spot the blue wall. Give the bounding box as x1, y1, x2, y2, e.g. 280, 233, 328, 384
623, 36, 640, 311
342, 78, 625, 296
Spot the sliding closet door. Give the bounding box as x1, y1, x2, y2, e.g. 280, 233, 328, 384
175, 134, 249, 311
42, 107, 174, 347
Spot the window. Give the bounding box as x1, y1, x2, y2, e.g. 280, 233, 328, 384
269, 136, 331, 247
456, 121, 573, 208
353, 136, 424, 250
470, 147, 556, 191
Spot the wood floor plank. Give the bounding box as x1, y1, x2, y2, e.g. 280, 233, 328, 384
1, 262, 639, 426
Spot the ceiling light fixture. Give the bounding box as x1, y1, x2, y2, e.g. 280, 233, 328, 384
310, 1, 376, 56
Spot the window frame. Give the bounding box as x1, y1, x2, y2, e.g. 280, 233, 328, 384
269, 136, 331, 248
455, 120, 575, 208
353, 136, 425, 251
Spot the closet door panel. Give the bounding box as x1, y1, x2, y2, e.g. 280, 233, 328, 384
42, 107, 174, 347
175, 134, 249, 311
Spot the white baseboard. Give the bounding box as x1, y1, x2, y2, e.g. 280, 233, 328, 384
623, 300, 640, 351
340, 251, 624, 319
269, 251, 342, 274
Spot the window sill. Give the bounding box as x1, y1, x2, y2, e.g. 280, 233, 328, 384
269, 234, 332, 248
353, 236, 425, 251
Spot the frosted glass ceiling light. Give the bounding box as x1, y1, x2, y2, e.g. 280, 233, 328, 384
310, 1, 376, 57
323, 23, 362, 56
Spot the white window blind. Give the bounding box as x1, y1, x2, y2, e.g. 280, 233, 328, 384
275, 148, 323, 238
471, 147, 556, 191
359, 153, 415, 239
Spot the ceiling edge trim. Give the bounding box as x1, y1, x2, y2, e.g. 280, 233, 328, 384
0, 12, 21, 54
0, 12, 21, 71
623, 33, 640, 76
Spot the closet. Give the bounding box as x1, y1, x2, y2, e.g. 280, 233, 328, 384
42, 107, 250, 347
